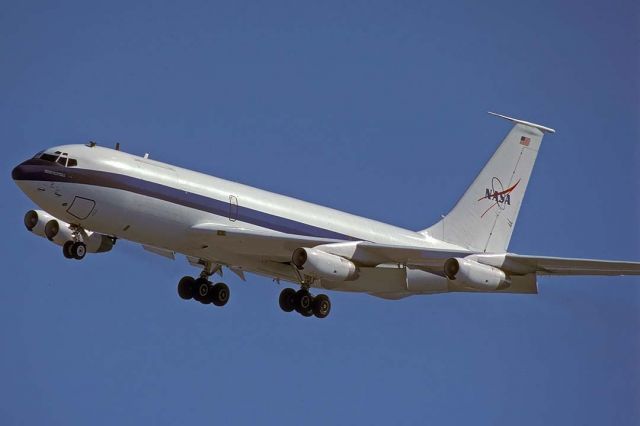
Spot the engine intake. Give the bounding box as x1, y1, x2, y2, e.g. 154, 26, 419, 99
292, 247, 359, 282
24, 209, 54, 237
44, 219, 74, 244
444, 257, 511, 291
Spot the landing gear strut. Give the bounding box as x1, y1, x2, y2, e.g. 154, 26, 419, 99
279, 287, 331, 319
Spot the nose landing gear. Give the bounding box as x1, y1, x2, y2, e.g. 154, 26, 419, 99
61, 225, 87, 260
62, 240, 86, 260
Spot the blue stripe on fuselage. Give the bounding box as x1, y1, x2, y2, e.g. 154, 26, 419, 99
12, 159, 357, 241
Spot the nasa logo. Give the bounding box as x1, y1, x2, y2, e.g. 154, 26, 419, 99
477, 177, 520, 218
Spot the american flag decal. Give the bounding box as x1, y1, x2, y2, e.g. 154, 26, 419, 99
520, 136, 530, 146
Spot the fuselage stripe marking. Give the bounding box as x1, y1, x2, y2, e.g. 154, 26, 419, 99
13, 159, 356, 241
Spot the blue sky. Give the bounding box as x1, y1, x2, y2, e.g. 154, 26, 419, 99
1, 1, 638, 424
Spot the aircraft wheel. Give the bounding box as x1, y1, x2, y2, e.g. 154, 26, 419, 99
278, 288, 296, 312
71, 242, 86, 260
312, 294, 331, 318
62, 241, 74, 259
295, 289, 313, 315
177, 276, 195, 300
194, 278, 211, 303
300, 305, 313, 317
210, 283, 230, 307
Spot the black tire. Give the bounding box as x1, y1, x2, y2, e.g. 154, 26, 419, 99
294, 289, 313, 315
312, 294, 331, 318
71, 242, 87, 260
62, 241, 74, 259
177, 276, 195, 300
194, 278, 210, 303
210, 282, 230, 307
300, 305, 313, 317
279, 288, 296, 312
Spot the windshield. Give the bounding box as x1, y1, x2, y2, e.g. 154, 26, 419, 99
36, 150, 79, 167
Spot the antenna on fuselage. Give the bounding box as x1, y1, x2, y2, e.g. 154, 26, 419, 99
115, 142, 121, 151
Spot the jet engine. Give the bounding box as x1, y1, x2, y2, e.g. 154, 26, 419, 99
444, 257, 511, 290
24, 210, 114, 253
24, 209, 54, 238
292, 247, 359, 282
44, 218, 75, 245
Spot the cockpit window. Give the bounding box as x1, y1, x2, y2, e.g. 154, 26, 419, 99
40, 153, 58, 162
38, 152, 78, 167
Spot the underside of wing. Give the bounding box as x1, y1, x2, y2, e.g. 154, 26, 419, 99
503, 254, 640, 276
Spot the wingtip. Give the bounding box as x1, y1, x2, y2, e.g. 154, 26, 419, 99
488, 111, 556, 134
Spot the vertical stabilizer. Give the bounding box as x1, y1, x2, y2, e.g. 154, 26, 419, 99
422, 113, 555, 253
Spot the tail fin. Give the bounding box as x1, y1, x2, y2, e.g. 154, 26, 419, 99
422, 113, 555, 253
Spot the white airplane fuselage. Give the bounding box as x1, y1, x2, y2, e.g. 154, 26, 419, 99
14, 115, 640, 316
13, 144, 456, 297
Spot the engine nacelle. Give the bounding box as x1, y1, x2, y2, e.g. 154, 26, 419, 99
25, 210, 114, 253
24, 209, 55, 238
444, 257, 511, 291
83, 232, 115, 253
292, 247, 359, 282
44, 219, 75, 245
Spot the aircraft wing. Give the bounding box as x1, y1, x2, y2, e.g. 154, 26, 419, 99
344, 245, 640, 276
345, 241, 472, 268
188, 223, 640, 277
188, 223, 471, 266
318, 244, 640, 276
501, 254, 640, 276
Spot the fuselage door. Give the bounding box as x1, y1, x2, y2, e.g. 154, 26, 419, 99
229, 195, 238, 222
67, 196, 96, 220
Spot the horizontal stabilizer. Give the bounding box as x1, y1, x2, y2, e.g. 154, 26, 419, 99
488, 112, 556, 134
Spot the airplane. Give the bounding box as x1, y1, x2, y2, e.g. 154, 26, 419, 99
11, 113, 640, 319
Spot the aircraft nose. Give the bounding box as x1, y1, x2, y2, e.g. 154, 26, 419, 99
12, 159, 31, 181
11, 159, 34, 181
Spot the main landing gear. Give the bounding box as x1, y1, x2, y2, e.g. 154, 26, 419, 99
62, 240, 86, 260
177, 276, 230, 307
279, 287, 331, 319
